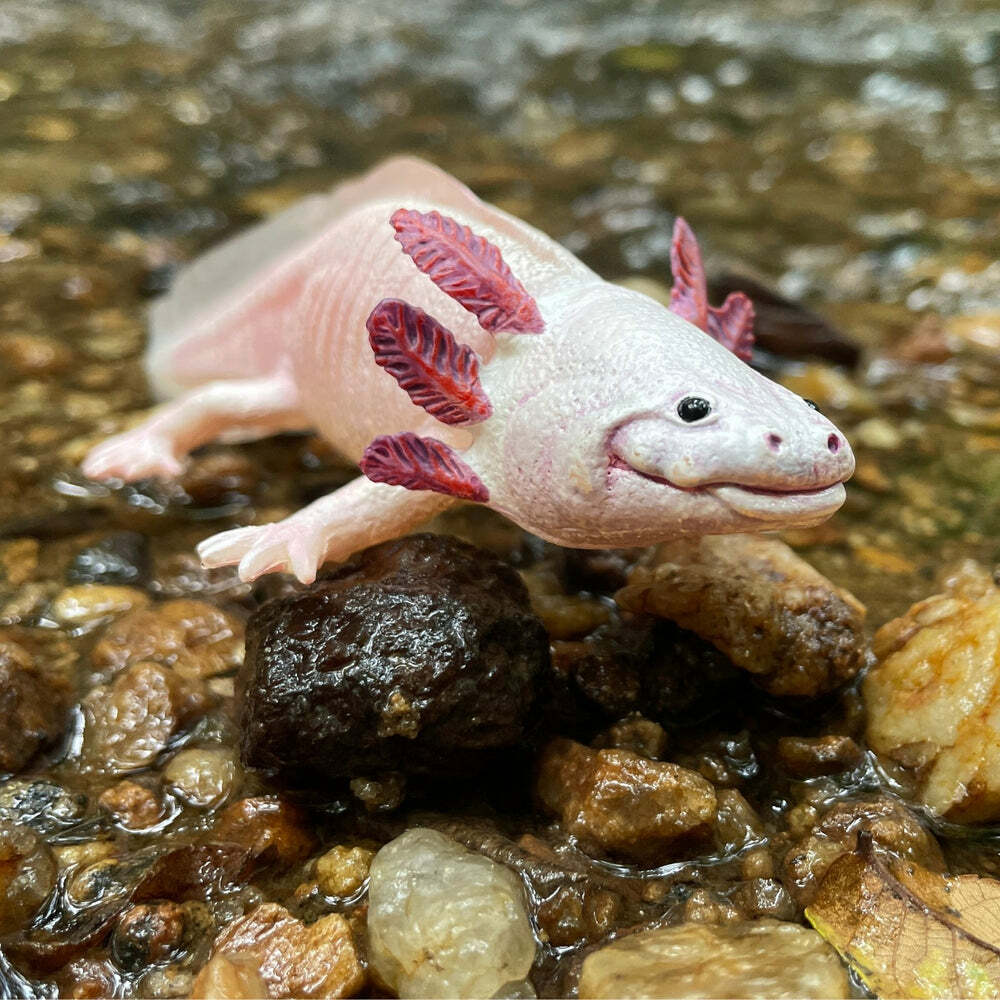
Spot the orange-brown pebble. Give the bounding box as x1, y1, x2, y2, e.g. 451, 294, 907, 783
537, 738, 716, 863
199, 903, 364, 998
214, 797, 316, 867
98, 780, 163, 830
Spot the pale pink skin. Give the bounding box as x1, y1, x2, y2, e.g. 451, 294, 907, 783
82, 157, 855, 583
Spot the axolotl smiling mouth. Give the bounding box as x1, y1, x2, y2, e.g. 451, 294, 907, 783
607, 449, 848, 522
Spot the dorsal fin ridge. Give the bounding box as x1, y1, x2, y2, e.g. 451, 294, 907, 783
360, 432, 489, 502
367, 298, 492, 426
668, 216, 755, 362
391, 208, 544, 334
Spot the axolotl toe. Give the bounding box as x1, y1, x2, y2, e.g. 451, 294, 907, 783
82, 157, 854, 583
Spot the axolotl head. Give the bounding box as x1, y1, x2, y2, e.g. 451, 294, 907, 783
360, 208, 854, 549
475, 282, 854, 548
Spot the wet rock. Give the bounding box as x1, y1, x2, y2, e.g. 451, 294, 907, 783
0, 822, 57, 934
680, 889, 743, 926
315, 846, 374, 898
0, 635, 68, 772
0, 779, 87, 835
367, 828, 536, 999
552, 618, 742, 725
729, 878, 796, 921
593, 713, 668, 760
713, 789, 765, 855
111, 903, 185, 970
163, 747, 237, 809
239, 534, 548, 784
776, 735, 863, 778
54, 957, 121, 1000
213, 796, 315, 868
536, 739, 716, 863
782, 797, 944, 906
81, 661, 212, 774
91, 599, 244, 680
132, 844, 253, 904
198, 903, 364, 998
68, 532, 151, 586
578, 919, 850, 999
617, 535, 866, 697
0, 333, 73, 376
864, 580, 1000, 821
98, 780, 164, 831
178, 452, 260, 508
348, 773, 405, 813
50, 585, 149, 626
189, 952, 267, 1000
535, 882, 622, 948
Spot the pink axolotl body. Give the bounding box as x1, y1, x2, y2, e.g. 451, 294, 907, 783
83, 157, 854, 583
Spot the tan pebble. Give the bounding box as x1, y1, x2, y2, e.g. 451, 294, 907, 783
579, 919, 849, 999
213, 797, 315, 866
315, 845, 375, 897
852, 458, 892, 493
852, 544, 916, 574
163, 747, 237, 808
537, 738, 716, 863
0, 538, 39, 586
853, 416, 902, 450
26, 116, 77, 141
52, 840, 115, 869
50, 585, 149, 626
0, 333, 73, 375
81, 661, 213, 775
91, 598, 244, 679
946, 313, 1000, 352
865, 584, 1000, 822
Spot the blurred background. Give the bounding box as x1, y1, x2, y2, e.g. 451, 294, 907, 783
1, 0, 999, 617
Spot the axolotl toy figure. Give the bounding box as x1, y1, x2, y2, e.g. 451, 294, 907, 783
83, 157, 855, 583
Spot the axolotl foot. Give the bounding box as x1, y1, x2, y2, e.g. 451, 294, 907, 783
82, 427, 184, 482
198, 519, 329, 585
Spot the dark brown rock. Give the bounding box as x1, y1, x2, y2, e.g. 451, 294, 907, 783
238, 534, 548, 784
0, 636, 67, 773
710, 272, 861, 367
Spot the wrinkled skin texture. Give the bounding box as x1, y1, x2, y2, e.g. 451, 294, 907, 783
82, 157, 854, 583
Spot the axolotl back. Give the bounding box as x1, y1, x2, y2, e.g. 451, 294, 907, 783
83, 157, 854, 583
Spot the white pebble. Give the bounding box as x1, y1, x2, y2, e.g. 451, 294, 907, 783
367, 828, 536, 999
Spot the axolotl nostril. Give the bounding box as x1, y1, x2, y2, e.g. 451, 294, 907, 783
82, 157, 855, 583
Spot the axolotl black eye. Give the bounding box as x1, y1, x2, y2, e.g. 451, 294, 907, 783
677, 396, 712, 422
804, 398, 820, 411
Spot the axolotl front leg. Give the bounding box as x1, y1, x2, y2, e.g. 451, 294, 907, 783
198, 476, 456, 583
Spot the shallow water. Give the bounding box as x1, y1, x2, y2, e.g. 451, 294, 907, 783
1, 0, 999, 995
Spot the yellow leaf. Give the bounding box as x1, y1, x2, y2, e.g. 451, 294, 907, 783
806, 832, 1000, 998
